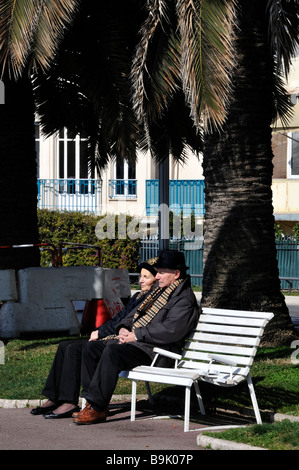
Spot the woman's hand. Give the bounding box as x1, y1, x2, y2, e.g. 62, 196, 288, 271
89, 330, 99, 341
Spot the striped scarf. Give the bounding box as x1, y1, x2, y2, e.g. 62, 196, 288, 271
100, 278, 183, 341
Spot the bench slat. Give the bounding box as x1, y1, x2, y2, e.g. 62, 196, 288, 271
182, 350, 253, 366
189, 331, 260, 346
128, 366, 202, 380
199, 314, 267, 328
184, 341, 257, 357
178, 360, 249, 376
202, 308, 274, 321
124, 369, 196, 387
197, 323, 263, 336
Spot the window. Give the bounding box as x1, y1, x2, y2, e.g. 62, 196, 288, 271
109, 159, 137, 198
57, 129, 93, 193
288, 131, 299, 178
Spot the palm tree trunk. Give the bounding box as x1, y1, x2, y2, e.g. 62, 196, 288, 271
202, 0, 296, 345
0, 71, 40, 269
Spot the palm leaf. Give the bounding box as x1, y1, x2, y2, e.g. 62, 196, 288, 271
267, 0, 299, 77
0, 0, 78, 78
177, 0, 237, 131
131, 0, 177, 123
267, 0, 299, 127
132, 0, 237, 132
33, 0, 143, 171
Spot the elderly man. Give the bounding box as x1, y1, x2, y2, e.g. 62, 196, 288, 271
73, 249, 200, 425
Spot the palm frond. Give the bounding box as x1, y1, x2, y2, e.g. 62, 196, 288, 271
0, 0, 35, 76
271, 62, 295, 129
131, 0, 176, 123
0, 0, 79, 78
33, 0, 143, 170
177, 0, 237, 131
267, 0, 299, 77
144, 90, 203, 164
267, 0, 299, 127
29, 0, 79, 74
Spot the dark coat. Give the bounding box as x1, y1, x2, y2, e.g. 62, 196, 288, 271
116, 276, 201, 365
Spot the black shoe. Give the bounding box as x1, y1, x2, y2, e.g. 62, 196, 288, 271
43, 406, 80, 419
30, 404, 58, 415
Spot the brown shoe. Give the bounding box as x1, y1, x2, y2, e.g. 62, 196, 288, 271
72, 403, 91, 419
73, 405, 108, 425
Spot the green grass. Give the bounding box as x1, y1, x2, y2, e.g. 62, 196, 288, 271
0, 335, 165, 400
203, 420, 299, 450
0, 337, 298, 417
0, 336, 73, 400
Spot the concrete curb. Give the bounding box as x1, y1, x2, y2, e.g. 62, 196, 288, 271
197, 435, 267, 451
0, 395, 147, 410
271, 412, 299, 423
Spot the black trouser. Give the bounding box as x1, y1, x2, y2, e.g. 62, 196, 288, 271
42, 339, 86, 405
42, 339, 151, 410
81, 341, 152, 411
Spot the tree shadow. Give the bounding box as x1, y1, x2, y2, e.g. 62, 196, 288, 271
151, 375, 299, 416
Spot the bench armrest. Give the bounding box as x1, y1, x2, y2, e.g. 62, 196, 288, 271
153, 348, 182, 360
150, 348, 182, 367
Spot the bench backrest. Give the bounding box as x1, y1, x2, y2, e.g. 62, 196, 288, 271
179, 308, 274, 378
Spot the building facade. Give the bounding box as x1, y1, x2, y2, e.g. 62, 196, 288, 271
272, 48, 299, 233
36, 126, 204, 222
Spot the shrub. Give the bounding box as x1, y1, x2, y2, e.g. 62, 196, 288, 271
37, 209, 140, 271
292, 223, 299, 239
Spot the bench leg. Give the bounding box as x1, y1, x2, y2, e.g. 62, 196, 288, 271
194, 381, 206, 415
184, 386, 191, 432
145, 381, 154, 405
247, 374, 262, 424
131, 379, 137, 421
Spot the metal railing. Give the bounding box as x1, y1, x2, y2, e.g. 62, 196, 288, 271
276, 237, 299, 290
37, 179, 102, 214
146, 179, 205, 216
108, 179, 137, 199
139, 237, 204, 287
139, 236, 299, 290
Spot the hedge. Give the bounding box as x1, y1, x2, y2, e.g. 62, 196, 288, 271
37, 209, 140, 271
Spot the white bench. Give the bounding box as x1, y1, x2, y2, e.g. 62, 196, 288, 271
122, 307, 274, 431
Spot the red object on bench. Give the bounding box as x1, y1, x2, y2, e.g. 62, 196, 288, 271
81, 299, 111, 333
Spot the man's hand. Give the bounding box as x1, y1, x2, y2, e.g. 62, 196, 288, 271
117, 328, 136, 344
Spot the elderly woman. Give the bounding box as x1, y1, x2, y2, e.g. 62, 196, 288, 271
94, 260, 158, 341
30, 259, 157, 419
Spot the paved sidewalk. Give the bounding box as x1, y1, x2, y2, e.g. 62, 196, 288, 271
0, 399, 256, 451
0, 404, 202, 451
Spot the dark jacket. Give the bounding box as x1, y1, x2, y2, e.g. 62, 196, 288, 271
116, 276, 200, 366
